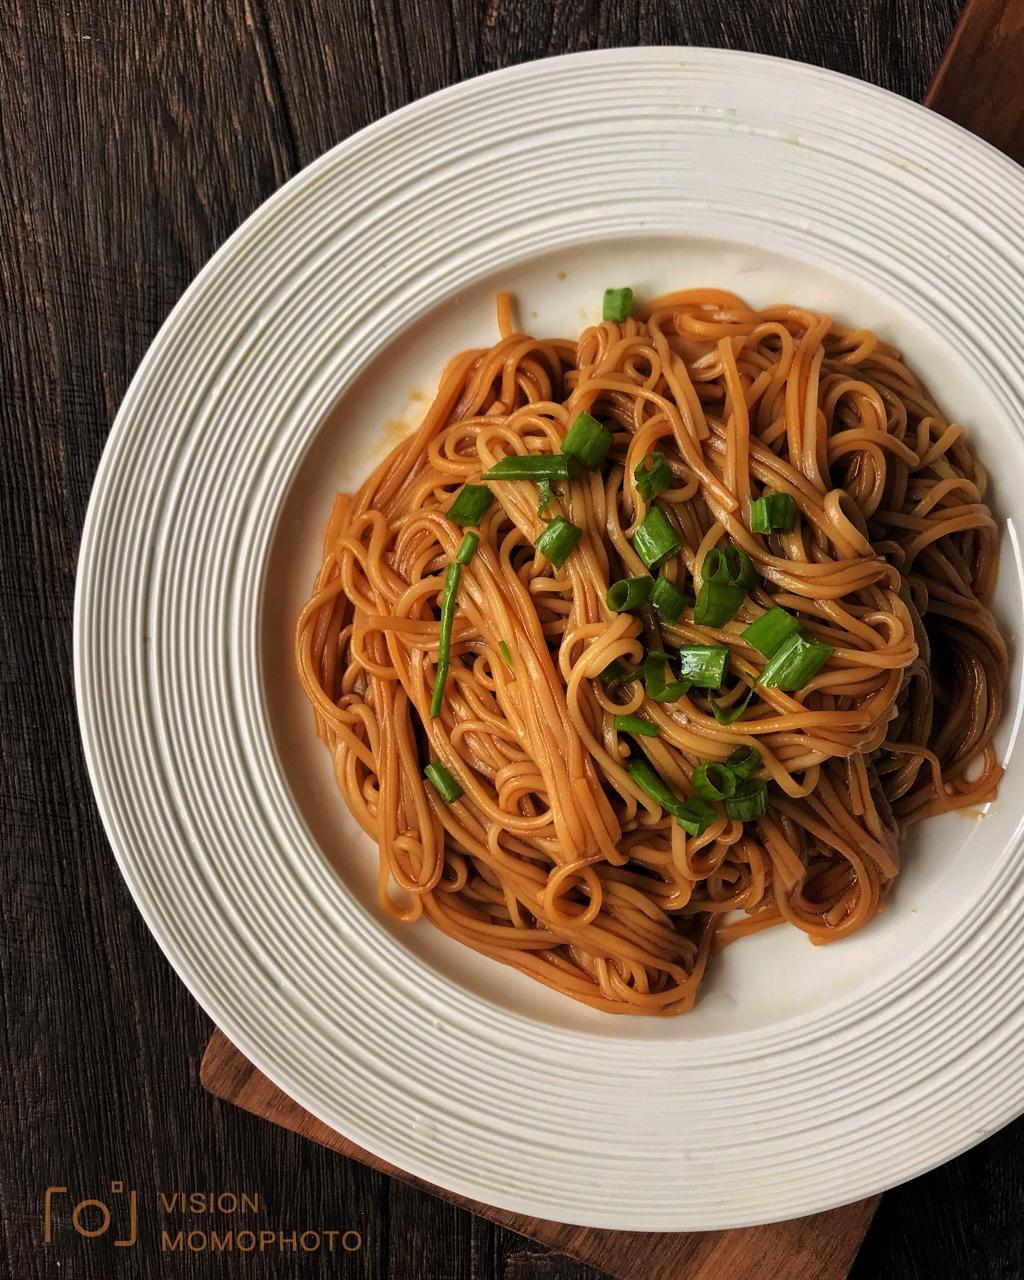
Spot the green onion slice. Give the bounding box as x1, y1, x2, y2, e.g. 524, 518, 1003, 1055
603, 286, 634, 322
634, 452, 673, 503
600, 659, 642, 687
677, 644, 729, 689
702, 547, 731, 584
759, 631, 834, 691
742, 606, 801, 658
613, 714, 659, 738
644, 651, 691, 703
692, 761, 737, 802
749, 492, 797, 534
606, 576, 654, 613
676, 797, 718, 837
726, 746, 761, 780
483, 454, 577, 481
535, 516, 582, 569
455, 532, 479, 565
423, 761, 463, 803
728, 545, 758, 589
724, 778, 768, 821
704, 544, 757, 589
709, 684, 755, 724
627, 759, 686, 817
693, 543, 757, 627
447, 484, 494, 526
632, 507, 682, 569
537, 478, 560, 516
562, 410, 613, 471
498, 641, 514, 669
693, 580, 746, 628
429, 562, 461, 718
651, 575, 687, 622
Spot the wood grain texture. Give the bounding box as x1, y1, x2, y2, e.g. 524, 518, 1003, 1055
925, 0, 1024, 162
2, 1, 1023, 1278
200, 1032, 879, 1280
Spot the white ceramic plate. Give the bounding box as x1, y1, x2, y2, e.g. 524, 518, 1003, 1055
76, 48, 1024, 1230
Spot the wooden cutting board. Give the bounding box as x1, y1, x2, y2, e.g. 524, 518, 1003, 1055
199, 4, 1024, 1276
200, 1029, 878, 1280
923, 0, 1024, 162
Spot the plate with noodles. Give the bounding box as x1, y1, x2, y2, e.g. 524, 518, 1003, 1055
77, 48, 1024, 1229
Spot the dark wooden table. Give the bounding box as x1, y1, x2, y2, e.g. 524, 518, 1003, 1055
3, 2, 1023, 1277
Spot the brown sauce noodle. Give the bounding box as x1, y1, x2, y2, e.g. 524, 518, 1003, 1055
296, 290, 1005, 1015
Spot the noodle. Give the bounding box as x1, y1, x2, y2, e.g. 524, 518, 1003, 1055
296, 289, 1006, 1015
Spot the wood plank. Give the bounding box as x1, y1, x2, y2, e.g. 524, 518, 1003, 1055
201, 1030, 879, 1280
12, 2, 1024, 1279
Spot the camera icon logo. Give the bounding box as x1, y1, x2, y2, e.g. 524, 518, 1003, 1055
43, 1183, 138, 1247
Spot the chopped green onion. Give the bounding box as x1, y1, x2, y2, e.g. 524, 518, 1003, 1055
613, 714, 659, 738
701, 550, 732, 588
742, 606, 801, 658
692, 761, 737, 802
627, 759, 686, 817
726, 545, 758, 589
455, 532, 479, 565
498, 640, 514, 669
676, 797, 718, 837
603, 286, 634, 322
632, 507, 681, 569
562, 410, 613, 471
447, 484, 493, 526
606, 576, 654, 613
677, 644, 729, 689
702, 547, 731, 584
693, 579, 746, 628
483, 454, 577, 481
634, 452, 673, 503
732, 547, 757, 591
644, 651, 691, 703
750, 492, 797, 534
759, 631, 834, 691
600, 659, 642, 687
535, 516, 582, 569
724, 777, 767, 821
726, 746, 761, 780
651, 575, 687, 622
430, 563, 461, 718
537, 478, 560, 516
704, 545, 757, 590
693, 544, 756, 627
423, 761, 463, 803
709, 684, 755, 724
